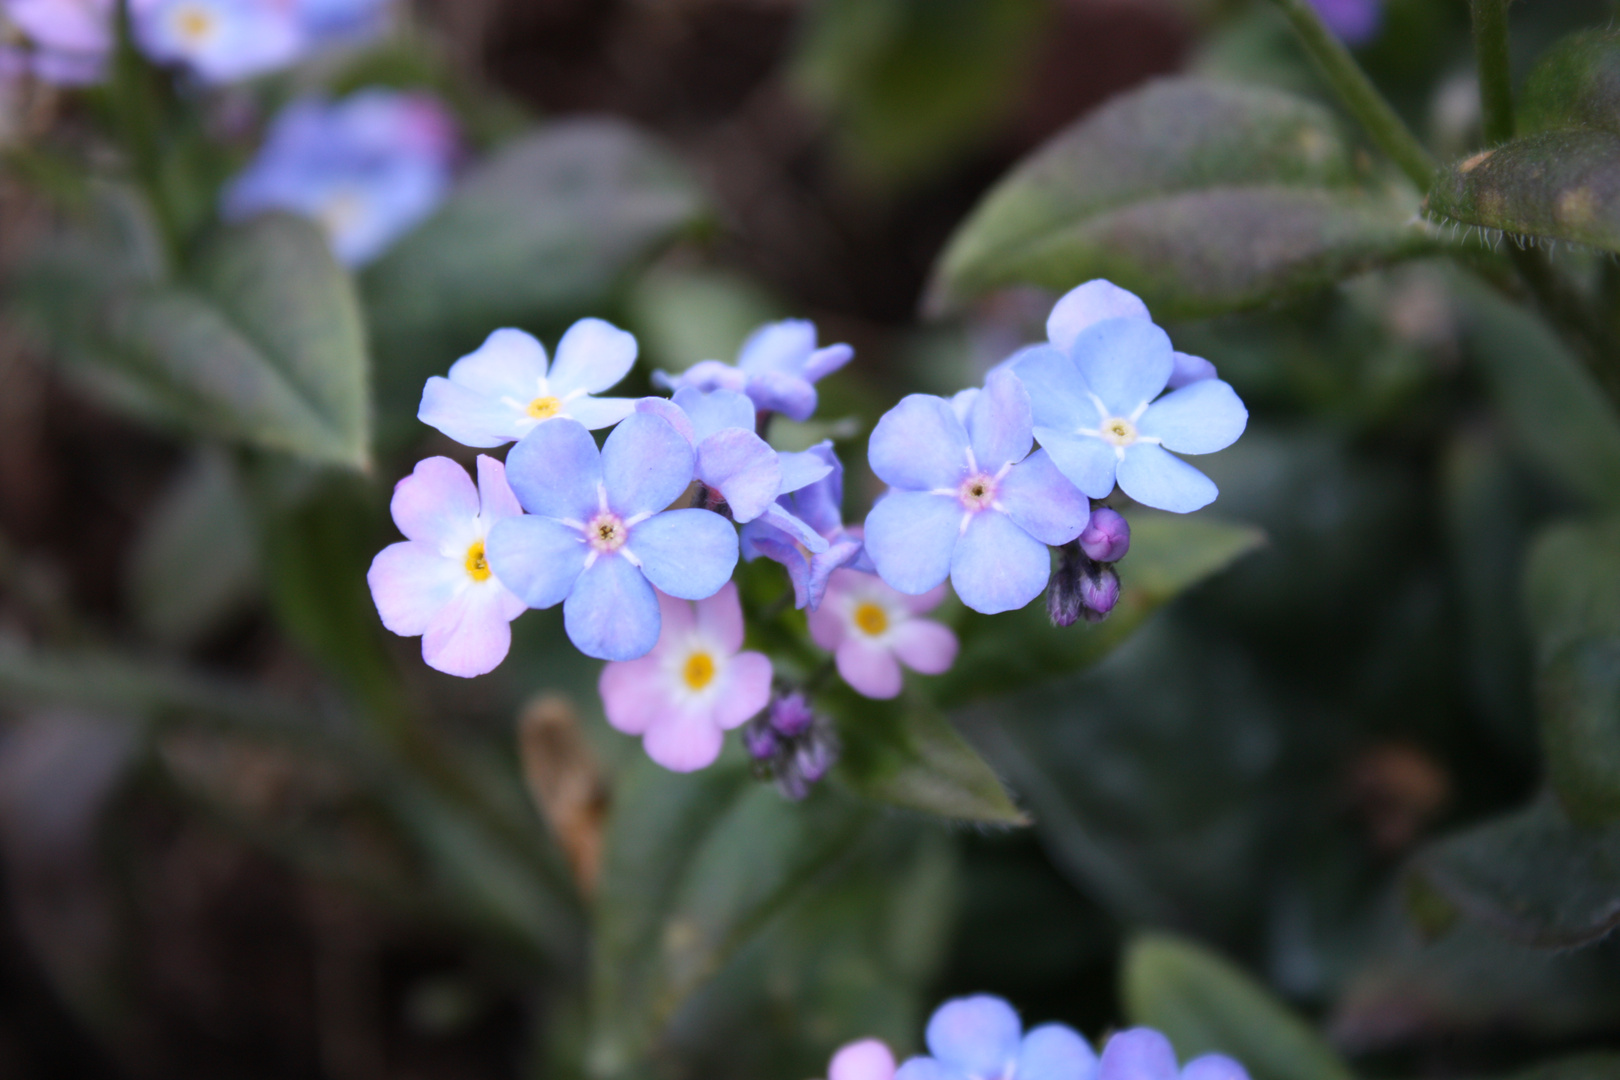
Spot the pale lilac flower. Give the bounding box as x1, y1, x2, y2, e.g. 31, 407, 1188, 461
485, 415, 738, 662
598, 584, 770, 772
367, 455, 526, 678
133, 0, 304, 84
863, 368, 1091, 614
1078, 506, 1130, 562
739, 440, 869, 611
809, 570, 956, 699
634, 388, 832, 551
1310, 0, 1381, 45
1013, 282, 1247, 514
1099, 1029, 1249, 1080
895, 995, 1098, 1080
223, 89, 457, 266
652, 319, 853, 422
2, 0, 112, 83
418, 322, 638, 448
294, 0, 388, 42
827, 1039, 897, 1080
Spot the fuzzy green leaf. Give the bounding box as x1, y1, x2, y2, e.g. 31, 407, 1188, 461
1425, 130, 1620, 253
1520, 29, 1620, 135
1541, 637, 1620, 827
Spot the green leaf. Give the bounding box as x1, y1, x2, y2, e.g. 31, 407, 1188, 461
362, 120, 704, 439
1523, 517, 1620, 665
1410, 797, 1620, 949
1424, 129, 1620, 253
929, 77, 1434, 317
127, 449, 261, 646
934, 511, 1265, 704
1451, 276, 1620, 512
1507, 1054, 1620, 1080
13, 204, 371, 469
587, 760, 870, 1078
1123, 934, 1355, 1080
827, 690, 1027, 825
1540, 637, 1620, 826
1520, 29, 1620, 135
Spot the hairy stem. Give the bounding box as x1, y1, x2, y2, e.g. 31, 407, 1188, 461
1264, 0, 1439, 191
1469, 0, 1516, 146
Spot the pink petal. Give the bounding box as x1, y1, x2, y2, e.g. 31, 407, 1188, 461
654, 589, 696, 648
421, 582, 517, 678
599, 655, 670, 735
694, 581, 745, 653
643, 706, 725, 772
830, 1039, 897, 1080
808, 574, 854, 651
713, 651, 772, 729
836, 638, 903, 699
392, 457, 479, 549
898, 581, 949, 615
890, 619, 958, 675
476, 455, 523, 520
368, 541, 463, 636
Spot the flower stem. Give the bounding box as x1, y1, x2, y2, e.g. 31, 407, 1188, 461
1263, 0, 1439, 191
1469, 0, 1515, 146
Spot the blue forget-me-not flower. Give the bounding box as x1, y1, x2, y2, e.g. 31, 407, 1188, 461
1013, 281, 1247, 514
484, 414, 738, 661
741, 440, 871, 611
864, 368, 1091, 614
134, 0, 304, 84
419, 321, 639, 447
894, 995, 1099, 1080
653, 318, 853, 422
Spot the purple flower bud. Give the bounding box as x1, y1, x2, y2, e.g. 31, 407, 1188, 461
742, 715, 780, 761
1079, 507, 1130, 563
1080, 563, 1121, 620
1047, 542, 1085, 629
769, 691, 815, 738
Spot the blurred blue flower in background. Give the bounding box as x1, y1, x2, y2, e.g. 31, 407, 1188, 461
133, 0, 303, 83
894, 995, 1097, 1080
1097, 1029, 1249, 1080
294, 0, 388, 43
222, 88, 457, 265
1, 0, 112, 83
1310, 0, 1382, 45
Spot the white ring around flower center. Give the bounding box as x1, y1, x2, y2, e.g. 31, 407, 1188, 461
957, 471, 998, 511
1099, 416, 1138, 447
586, 511, 627, 553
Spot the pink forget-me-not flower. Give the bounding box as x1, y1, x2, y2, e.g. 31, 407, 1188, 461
863, 368, 1091, 614
824, 1039, 898, 1080
485, 414, 738, 662
809, 569, 956, 699
418, 321, 639, 447
598, 583, 771, 772
1012, 280, 1247, 514
740, 440, 870, 611
367, 455, 527, 678
223, 89, 457, 266
652, 318, 853, 422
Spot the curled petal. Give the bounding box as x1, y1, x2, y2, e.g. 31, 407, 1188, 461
1137, 379, 1247, 455
1117, 444, 1218, 513
759, 502, 831, 554
421, 583, 517, 678
864, 491, 960, 596
746, 370, 818, 421
950, 511, 1050, 615
547, 317, 637, 397
1071, 317, 1174, 417
1046, 279, 1150, 353
777, 449, 835, 494
869, 395, 970, 491
804, 342, 854, 382
659, 359, 747, 394
564, 555, 660, 661
738, 319, 816, 374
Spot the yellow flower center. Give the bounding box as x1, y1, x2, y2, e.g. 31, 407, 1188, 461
174, 6, 217, 43
683, 651, 716, 690
586, 512, 627, 553
1101, 417, 1138, 447
465, 540, 491, 581
957, 472, 997, 511
527, 395, 563, 420
853, 601, 889, 637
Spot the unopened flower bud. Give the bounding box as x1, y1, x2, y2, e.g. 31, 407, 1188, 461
1080, 562, 1120, 620
769, 692, 815, 738
742, 715, 780, 761
1079, 507, 1130, 563
1047, 542, 1085, 628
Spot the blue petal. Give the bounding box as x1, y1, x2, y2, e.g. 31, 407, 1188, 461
1034, 427, 1118, 499
1012, 345, 1099, 433
485, 516, 587, 609
563, 554, 660, 660
759, 502, 831, 553
869, 394, 971, 491
504, 418, 602, 520
629, 508, 739, 600
1098, 1029, 1177, 1080
777, 449, 835, 494
1117, 444, 1218, 513
1137, 379, 1247, 455
925, 995, 1022, 1078
1018, 1024, 1098, 1080
803, 342, 854, 382
696, 430, 780, 522
446, 328, 547, 399
547, 317, 637, 397
565, 395, 638, 430
864, 491, 960, 596
783, 441, 844, 534
805, 536, 865, 611
1180, 1055, 1251, 1080
1046, 279, 1150, 353
746, 371, 817, 421
1167, 351, 1217, 390
1071, 317, 1174, 418
893, 1058, 952, 1080
998, 449, 1090, 545
418, 376, 521, 448
634, 396, 696, 443
602, 412, 696, 517
737, 319, 815, 374
967, 368, 1033, 473
674, 386, 756, 441
951, 510, 1051, 614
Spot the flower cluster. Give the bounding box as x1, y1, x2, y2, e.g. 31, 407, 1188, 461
820, 995, 1252, 1080
223, 89, 458, 266
1, 0, 389, 86
368, 280, 1246, 780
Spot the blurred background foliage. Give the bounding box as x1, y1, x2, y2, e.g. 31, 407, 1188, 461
2, 0, 1620, 1078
